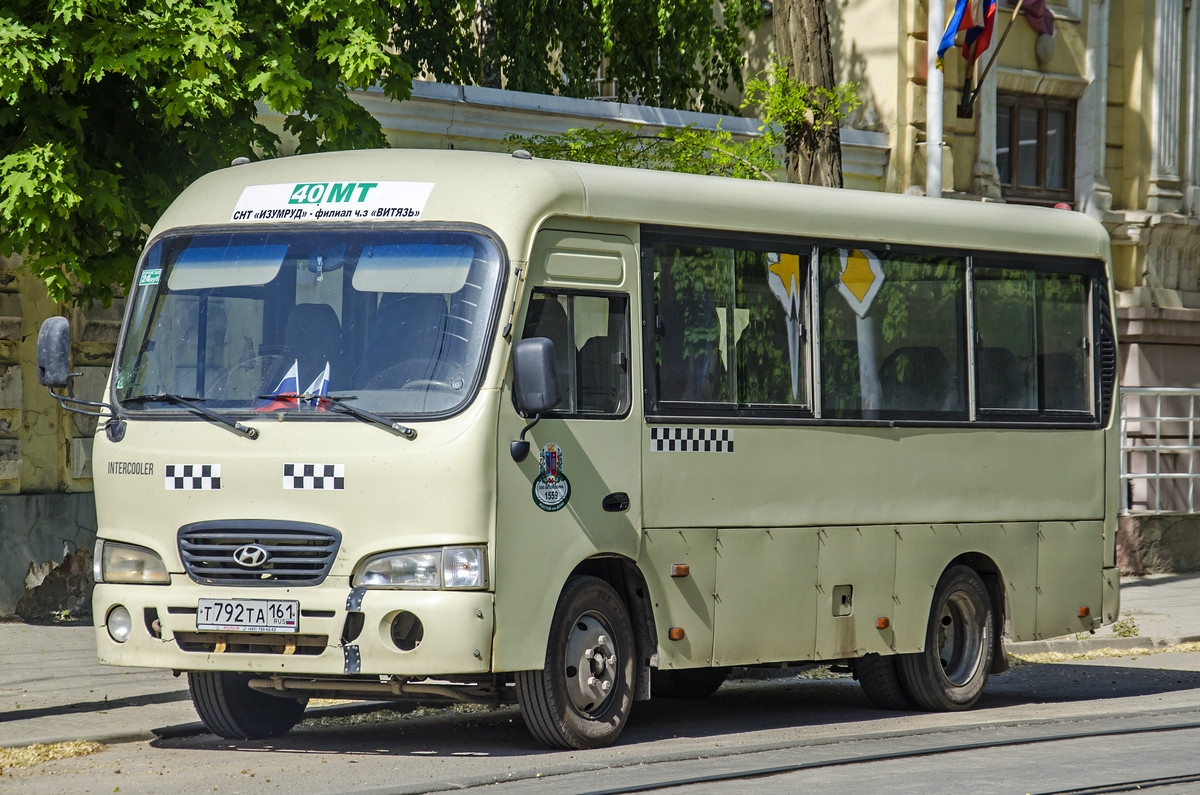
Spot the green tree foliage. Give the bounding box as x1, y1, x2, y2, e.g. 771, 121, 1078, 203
1, 0, 413, 306
505, 124, 779, 181
394, 0, 762, 114
743, 58, 859, 185
508, 59, 859, 184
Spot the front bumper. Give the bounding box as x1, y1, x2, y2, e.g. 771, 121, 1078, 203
93, 576, 495, 676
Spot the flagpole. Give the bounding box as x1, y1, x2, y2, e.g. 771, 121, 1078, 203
969, 0, 1025, 108
926, 0, 945, 198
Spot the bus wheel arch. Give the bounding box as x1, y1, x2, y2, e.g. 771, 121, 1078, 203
569, 555, 657, 702
947, 552, 1009, 675
514, 574, 637, 749
896, 563, 996, 711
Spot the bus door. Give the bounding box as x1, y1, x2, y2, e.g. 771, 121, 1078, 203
494, 229, 643, 668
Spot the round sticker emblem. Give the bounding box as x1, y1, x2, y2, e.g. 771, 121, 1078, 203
532, 442, 571, 512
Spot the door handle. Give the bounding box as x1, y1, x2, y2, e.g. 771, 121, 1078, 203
603, 492, 630, 512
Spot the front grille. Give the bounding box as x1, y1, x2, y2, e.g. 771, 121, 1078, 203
174, 631, 329, 655
178, 520, 341, 586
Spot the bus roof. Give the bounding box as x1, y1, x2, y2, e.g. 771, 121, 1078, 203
151, 149, 1111, 264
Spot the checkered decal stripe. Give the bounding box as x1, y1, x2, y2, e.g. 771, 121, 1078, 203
650, 427, 734, 453
164, 464, 221, 490
283, 463, 345, 490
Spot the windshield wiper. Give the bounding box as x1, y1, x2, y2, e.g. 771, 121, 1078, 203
122, 393, 259, 440
256, 393, 417, 440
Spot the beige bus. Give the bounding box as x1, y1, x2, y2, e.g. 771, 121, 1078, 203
38, 149, 1119, 749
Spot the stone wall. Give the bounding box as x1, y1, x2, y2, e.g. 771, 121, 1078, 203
0, 254, 120, 618
0, 493, 97, 617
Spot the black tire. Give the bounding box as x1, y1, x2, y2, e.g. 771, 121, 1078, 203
515, 576, 636, 749
853, 653, 913, 710
188, 671, 308, 740
651, 667, 729, 699
896, 565, 994, 711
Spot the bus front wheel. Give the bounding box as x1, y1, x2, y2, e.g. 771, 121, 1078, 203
515, 576, 635, 749
896, 565, 994, 710
188, 671, 308, 740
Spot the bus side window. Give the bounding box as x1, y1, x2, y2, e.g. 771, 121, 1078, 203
819, 248, 967, 420
974, 265, 1092, 416
521, 291, 630, 417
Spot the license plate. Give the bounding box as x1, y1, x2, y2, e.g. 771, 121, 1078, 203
196, 598, 299, 633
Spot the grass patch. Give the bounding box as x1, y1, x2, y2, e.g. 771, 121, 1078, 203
0, 741, 105, 773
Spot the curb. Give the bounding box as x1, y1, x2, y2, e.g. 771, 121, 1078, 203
1006, 634, 1200, 655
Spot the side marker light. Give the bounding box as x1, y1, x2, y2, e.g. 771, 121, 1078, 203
668, 627, 685, 641
1078, 606, 1091, 618
876, 617, 890, 630
671, 564, 690, 578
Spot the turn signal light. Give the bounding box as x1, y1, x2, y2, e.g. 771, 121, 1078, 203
876, 617, 890, 630
668, 627, 686, 641
671, 564, 690, 578
1078, 606, 1091, 618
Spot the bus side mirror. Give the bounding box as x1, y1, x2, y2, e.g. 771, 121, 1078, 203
510, 337, 561, 462
512, 337, 561, 415
37, 316, 73, 388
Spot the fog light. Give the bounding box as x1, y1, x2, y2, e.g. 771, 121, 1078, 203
107, 605, 133, 643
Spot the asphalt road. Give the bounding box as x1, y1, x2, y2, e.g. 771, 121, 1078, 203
8, 650, 1200, 794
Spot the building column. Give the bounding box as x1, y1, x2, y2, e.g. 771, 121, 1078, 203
1149, 0, 1185, 213
970, 32, 1002, 200
1184, 0, 1200, 213
1078, 0, 1113, 215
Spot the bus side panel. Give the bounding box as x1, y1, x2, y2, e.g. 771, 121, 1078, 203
642, 428, 1105, 530
640, 528, 718, 669
712, 527, 818, 666
892, 523, 1040, 652
1036, 521, 1105, 639
812, 526, 895, 660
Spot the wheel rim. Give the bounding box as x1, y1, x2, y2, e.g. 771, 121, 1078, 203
936, 590, 987, 686
563, 611, 619, 716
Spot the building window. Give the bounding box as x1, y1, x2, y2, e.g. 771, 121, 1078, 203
996, 93, 1075, 206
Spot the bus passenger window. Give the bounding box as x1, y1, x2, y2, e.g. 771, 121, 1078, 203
654, 245, 728, 402
1037, 273, 1090, 412
520, 291, 630, 417
819, 248, 967, 420
974, 265, 1092, 416
973, 268, 1037, 411
648, 235, 810, 411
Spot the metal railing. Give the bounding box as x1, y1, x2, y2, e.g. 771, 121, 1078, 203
1121, 387, 1200, 514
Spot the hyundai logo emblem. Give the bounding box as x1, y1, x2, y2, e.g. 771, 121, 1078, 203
233, 544, 270, 569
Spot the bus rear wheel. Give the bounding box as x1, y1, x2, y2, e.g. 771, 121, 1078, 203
896, 565, 994, 711
853, 653, 913, 710
515, 576, 635, 749
188, 671, 308, 740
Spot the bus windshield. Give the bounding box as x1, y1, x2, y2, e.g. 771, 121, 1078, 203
113, 228, 505, 417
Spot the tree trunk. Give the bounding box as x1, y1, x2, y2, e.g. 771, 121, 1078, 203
773, 0, 843, 187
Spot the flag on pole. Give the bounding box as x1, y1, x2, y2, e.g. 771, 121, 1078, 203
255, 360, 300, 411
302, 362, 331, 410
937, 0, 997, 70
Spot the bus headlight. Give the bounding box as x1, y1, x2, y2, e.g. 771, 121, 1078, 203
354, 547, 488, 590
96, 540, 170, 585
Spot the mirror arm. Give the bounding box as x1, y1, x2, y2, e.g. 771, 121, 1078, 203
509, 413, 542, 462
46, 372, 120, 419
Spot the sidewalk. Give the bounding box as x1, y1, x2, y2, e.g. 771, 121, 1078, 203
3, 573, 1200, 749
